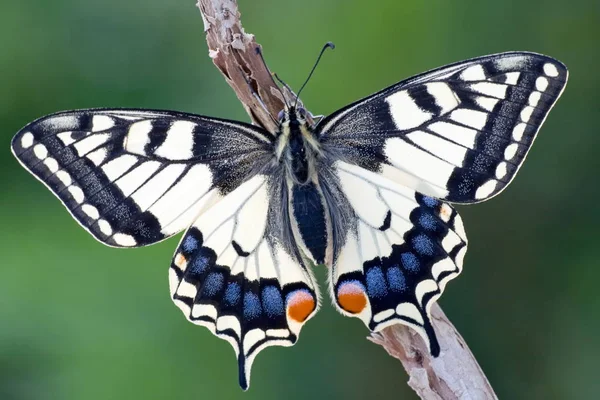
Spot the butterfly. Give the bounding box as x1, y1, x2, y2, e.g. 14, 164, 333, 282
11, 51, 567, 389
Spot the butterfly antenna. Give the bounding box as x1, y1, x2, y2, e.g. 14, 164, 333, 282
255, 46, 289, 108
273, 73, 294, 95
294, 42, 335, 108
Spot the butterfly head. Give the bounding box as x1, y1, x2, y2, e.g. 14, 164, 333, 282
276, 105, 319, 147
277, 106, 310, 129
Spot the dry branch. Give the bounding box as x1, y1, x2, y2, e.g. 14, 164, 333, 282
195, 1, 498, 398
368, 304, 497, 399
197, 0, 282, 132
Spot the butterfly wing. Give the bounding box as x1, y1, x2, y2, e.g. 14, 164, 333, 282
328, 162, 467, 355
11, 109, 272, 247
318, 52, 568, 203
169, 174, 319, 390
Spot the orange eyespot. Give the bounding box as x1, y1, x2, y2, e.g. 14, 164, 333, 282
286, 290, 316, 323
336, 281, 367, 314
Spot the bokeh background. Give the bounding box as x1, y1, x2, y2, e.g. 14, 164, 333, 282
1, 0, 598, 399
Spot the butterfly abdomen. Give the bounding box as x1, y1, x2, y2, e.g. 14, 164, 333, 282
290, 182, 328, 264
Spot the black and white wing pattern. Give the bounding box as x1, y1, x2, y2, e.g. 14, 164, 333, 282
318, 52, 568, 203
329, 162, 467, 355
169, 175, 319, 390
11, 109, 272, 247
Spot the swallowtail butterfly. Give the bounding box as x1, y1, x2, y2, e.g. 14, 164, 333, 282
11, 50, 567, 389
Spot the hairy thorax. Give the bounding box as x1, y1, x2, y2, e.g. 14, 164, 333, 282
275, 109, 322, 185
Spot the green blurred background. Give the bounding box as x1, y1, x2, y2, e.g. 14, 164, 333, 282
1, 0, 598, 399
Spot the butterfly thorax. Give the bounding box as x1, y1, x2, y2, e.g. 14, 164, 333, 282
275, 107, 322, 185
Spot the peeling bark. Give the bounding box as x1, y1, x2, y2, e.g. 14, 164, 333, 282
197, 0, 283, 132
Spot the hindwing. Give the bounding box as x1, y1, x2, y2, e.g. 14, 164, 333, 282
169, 175, 319, 390
329, 162, 467, 355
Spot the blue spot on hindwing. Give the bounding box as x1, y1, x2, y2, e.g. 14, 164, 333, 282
366, 266, 388, 298
413, 234, 435, 256
188, 248, 215, 276
401, 252, 420, 272
422, 196, 439, 208
224, 282, 241, 306
418, 213, 437, 231
182, 234, 200, 254
243, 292, 262, 320
261, 286, 284, 318
201, 272, 224, 297
387, 266, 407, 292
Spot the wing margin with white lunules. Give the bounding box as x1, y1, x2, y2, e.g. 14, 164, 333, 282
169, 175, 319, 390
11, 109, 272, 247
329, 162, 467, 355
319, 52, 568, 203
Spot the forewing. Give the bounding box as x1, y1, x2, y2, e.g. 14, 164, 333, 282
169, 175, 319, 390
11, 109, 272, 247
319, 52, 568, 203
329, 162, 467, 355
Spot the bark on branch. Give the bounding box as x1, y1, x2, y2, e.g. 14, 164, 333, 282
197, 0, 283, 132
195, 1, 498, 398
368, 304, 497, 399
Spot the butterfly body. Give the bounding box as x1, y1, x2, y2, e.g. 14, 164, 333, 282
11, 52, 568, 390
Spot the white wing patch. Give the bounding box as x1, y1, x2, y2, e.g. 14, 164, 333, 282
383, 137, 454, 197
386, 90, 433, 130
155, 120, 195, 160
